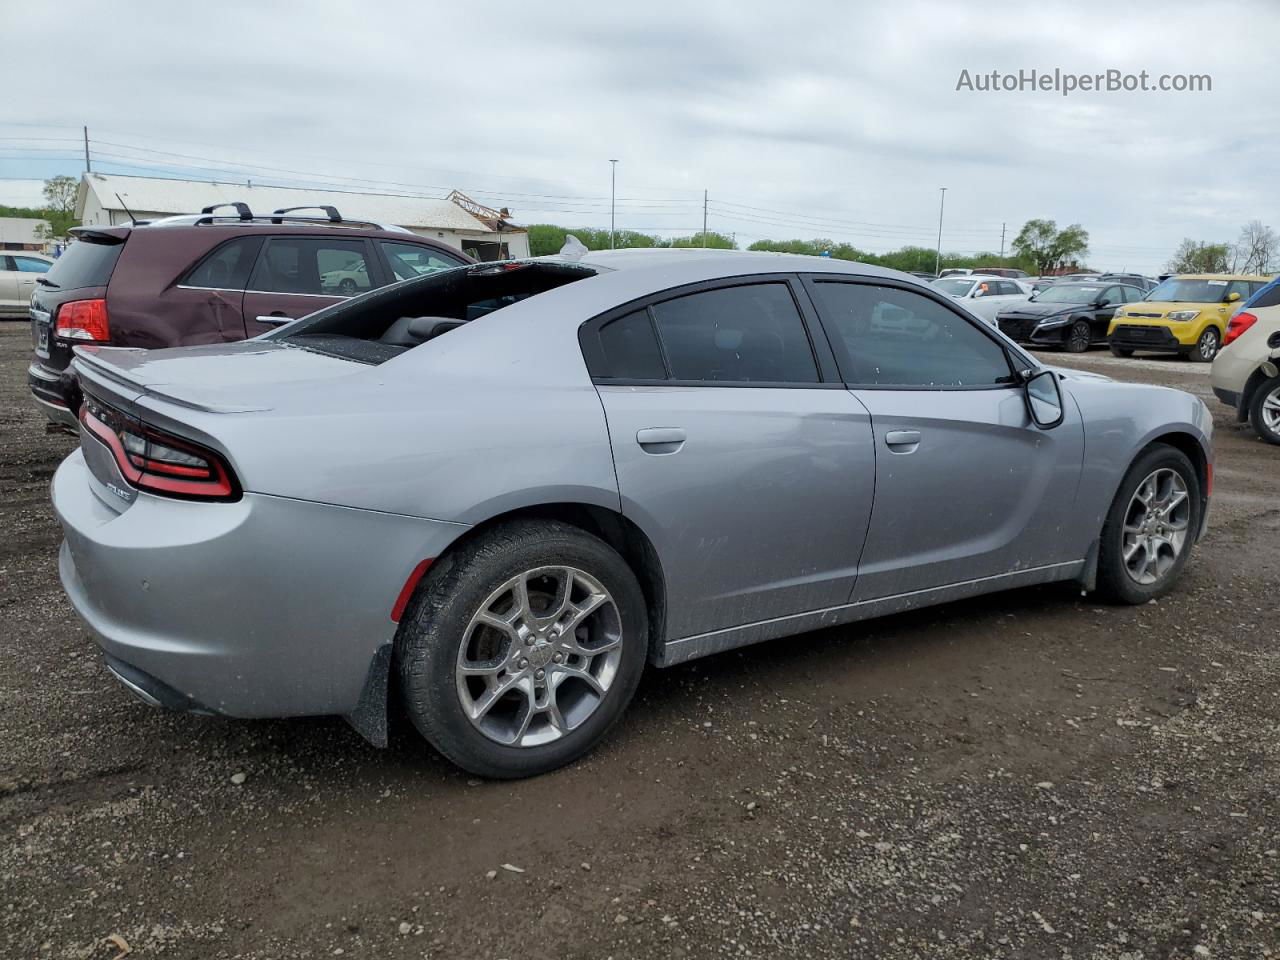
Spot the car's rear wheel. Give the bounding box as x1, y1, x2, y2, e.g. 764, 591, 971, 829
1110, 346, 1134, 358
1064, 320, 1092, 353
339, 278, 358, 296
1096, 445, 1201, 604
395, 519, 647, 779
1189, 327, 1219, 363
1249, 376, 1280, 445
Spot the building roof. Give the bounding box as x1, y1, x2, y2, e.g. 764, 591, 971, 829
77, 173, 516, 234
0, 217, 51, 245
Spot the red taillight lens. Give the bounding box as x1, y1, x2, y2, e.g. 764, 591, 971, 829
1223, 311, 1258, 347
80, 395, 239, 501
55, 298, 111, 342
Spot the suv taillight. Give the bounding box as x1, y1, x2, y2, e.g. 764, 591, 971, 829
1223, 311, 1258, 348
80, 394, 239, 501
55, 299, 110, 342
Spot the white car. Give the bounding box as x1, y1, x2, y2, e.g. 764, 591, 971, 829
1210, 279, 1280, 444
0, 252, 52, 317
930, 274, 1032, 326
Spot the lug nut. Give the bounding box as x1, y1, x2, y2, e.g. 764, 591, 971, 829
552, 652, 562, 663
535, 668, 545, 680
519, 658, 529, 669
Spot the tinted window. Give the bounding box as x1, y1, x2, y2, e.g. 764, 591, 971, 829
250, 238, 371, 296
811, 282, 1013, 387
1099, 286, 1123, 305
1122, 285, 1143, 302
381, 241, 465, 281
597, 309, 666, 379
1245, 278, 1280, 310
184, 237, 261, 289
1227, 280, 1253, 301
997, 281, 1021, 296
0, 256, 12, 271
649, 283, 819, 383
14, 256, 50, 273
43, 236, 123, 290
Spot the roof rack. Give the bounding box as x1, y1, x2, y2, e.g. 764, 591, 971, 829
178, 202, 410, 233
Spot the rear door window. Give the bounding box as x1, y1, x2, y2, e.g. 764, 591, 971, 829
596, 309, 667, 380
183, 237, 262, 290
380, 242, 466, 281
14, 256, 50, 273
42, 236, 124, 290
249, 238, 374, 297
648, 283, 820, 383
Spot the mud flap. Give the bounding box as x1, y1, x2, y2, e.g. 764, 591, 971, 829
1076, 538, 1100, 594
345, 643, 391, 747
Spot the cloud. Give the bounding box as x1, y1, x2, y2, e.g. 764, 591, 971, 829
4, 0, 1277, 272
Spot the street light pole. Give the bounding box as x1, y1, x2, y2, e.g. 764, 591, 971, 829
935, 187, 947, 277
609, 159, 618, 250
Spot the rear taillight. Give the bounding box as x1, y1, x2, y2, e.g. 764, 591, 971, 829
55, 299, 111, 342
1223, 311, 1258, 347
80, 394, 239, 501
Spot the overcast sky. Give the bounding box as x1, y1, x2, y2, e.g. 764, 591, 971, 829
5, 0, 1277, 273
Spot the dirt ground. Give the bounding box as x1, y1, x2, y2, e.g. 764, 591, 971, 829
2, 323, 1278, 960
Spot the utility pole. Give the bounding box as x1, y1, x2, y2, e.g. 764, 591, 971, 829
999, 222, 1006, 262
934, 187, 947, 276
702, 189, 708, 247
609, 159, 618, 250
83, 126, 91, 172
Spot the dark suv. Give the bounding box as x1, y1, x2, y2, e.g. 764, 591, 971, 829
28, 204, 472, 427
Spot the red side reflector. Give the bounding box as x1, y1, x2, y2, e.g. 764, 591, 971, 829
55, 298, 110, 342
391, 558, 435, 622
1206, 462, 1213, 498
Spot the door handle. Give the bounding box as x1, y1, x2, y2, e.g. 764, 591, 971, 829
884, 429, 922, 452
256, 313, 291, 325
636, 427, 686, 454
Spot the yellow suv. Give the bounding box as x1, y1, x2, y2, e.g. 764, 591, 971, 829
1108, 274, 1271, 362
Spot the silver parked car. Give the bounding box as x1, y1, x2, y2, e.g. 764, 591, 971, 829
53, 250, 1213, 778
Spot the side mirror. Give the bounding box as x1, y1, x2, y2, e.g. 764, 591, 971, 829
1024, 369, 1064, 429
1226, 291, 1242, 303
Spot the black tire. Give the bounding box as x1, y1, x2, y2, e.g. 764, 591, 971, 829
1064, 319, 1092, 353
1189, 327, 1219, 363
1096, 444, 1201, 604
1110, 346, 1134, 358
1248, 376, 1280, 445
395, 519, 648, 778
338, 278, 358, 296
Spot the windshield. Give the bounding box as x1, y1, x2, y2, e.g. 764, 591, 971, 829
1036, 284, 1103, 304
1146, 277, 1230, 303
932, 278, 975, 297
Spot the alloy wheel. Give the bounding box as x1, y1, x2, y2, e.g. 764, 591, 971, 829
1260, 384, 1280, 434
1198, 329, 1219, 361
1121, 468, 1191, 585
456, 566, 623, 748
1067, 321, 1091, 352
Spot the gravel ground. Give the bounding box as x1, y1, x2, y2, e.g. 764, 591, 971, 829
2, 326, 1278, 960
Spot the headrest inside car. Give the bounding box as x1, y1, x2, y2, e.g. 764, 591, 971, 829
380, 316, 467, 347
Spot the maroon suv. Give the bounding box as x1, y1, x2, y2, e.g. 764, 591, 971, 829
28, 205, 472, 427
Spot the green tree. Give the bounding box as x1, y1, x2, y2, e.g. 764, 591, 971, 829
1167, 239, 1231, 274
1010, 219, 1090, 274
526, 224, 664, 256
661, 231, 736, 249
30, 175, 81, 239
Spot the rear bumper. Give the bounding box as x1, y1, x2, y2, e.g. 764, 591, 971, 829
1212, 386, 1241, 409
53, 448, 469, 720
28, 362, 79, 427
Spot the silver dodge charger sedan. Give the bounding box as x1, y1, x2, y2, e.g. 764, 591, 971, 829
52, 249, 1213, 778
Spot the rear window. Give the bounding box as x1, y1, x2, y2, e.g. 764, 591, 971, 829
43, 236, 124, 290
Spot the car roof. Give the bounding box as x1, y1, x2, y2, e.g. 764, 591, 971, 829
1172, 273, 1271, 281
535, 247, 921, 284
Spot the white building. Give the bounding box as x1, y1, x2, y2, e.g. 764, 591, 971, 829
0, 216, 52, 251
75, 173, 529, 260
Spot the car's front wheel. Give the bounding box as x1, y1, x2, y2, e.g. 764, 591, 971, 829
395, 519, 648, 778
1064, 319, 1092, 353
1249, 376, 1280, 445
1096, 444, 1201, 604
1188, 327, 1220, 363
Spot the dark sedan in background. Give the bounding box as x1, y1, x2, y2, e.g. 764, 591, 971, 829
996, 280, 1146, 352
